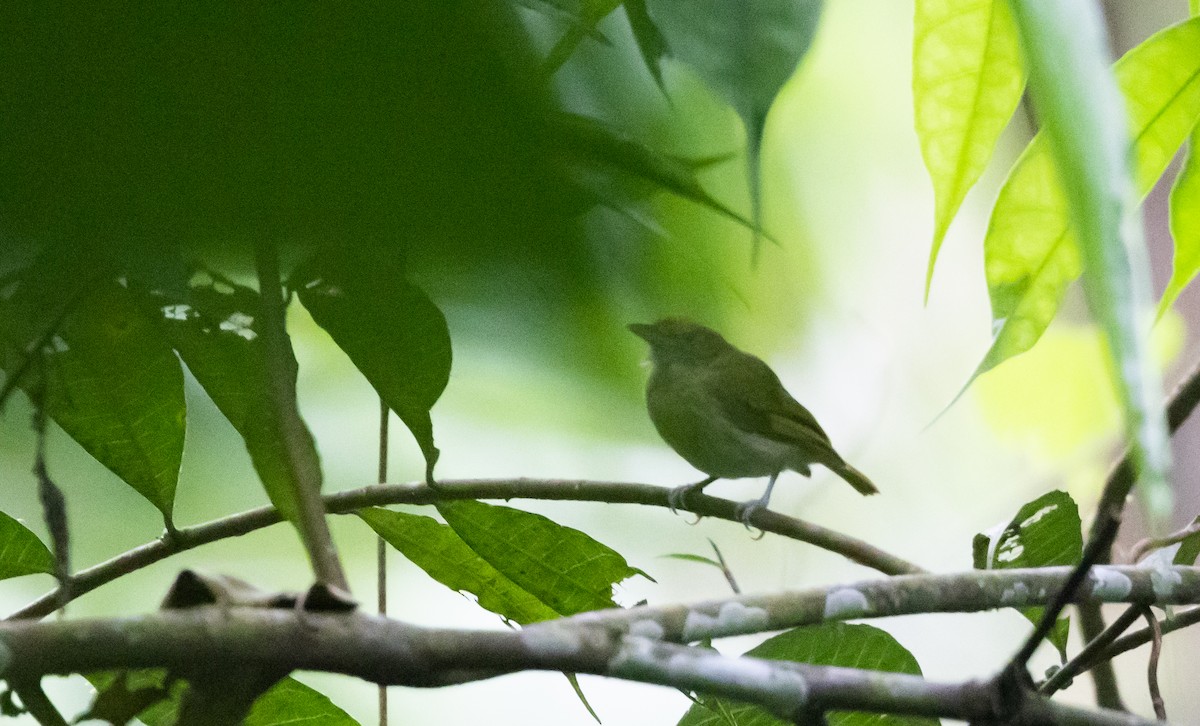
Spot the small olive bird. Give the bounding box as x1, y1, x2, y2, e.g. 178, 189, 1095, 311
629, 318, 877, 523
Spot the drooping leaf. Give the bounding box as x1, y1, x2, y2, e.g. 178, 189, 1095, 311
975, 16, 1200, 385
678, 622, 938, 726
912, 0, 1024, 298
0, 272, 185, 521
973, 490, 1082, 661
437, 499, 649, 616
157, 273, 319, 523
81, 671, 175, 726
358, 507, 560, 624
556, 112, 757, 234
0, 510, 54, 580
624, 0, 670, 92
1003, 0, 1172, 522
292, 250, 451, 483
644, 0, 823, 251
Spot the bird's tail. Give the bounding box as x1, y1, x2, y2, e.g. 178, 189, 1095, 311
835, 463, 879, 496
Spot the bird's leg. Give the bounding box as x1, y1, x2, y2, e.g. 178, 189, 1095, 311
735, 473, 779, 527
667, 475, 718, 514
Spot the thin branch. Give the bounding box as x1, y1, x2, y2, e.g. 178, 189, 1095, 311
10, 678, 68, 726
1009, 354, 1200, 672
0, 609, 1163, 726
253, 242, 348, 592
377, 398, 389, 726
1041, 605, 1142, 696
1053, 605, 1200, 691
1130, 516, 1200, 564
1140, 607, 1166, 721
10, 479, 924, 620
1077, 602, 1127, 710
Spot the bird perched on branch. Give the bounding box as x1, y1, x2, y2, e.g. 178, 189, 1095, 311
629, 318, 877, 524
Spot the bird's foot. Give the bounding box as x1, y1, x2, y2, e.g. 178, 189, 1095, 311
666, 476, 717, 516
735, 497, 770, 533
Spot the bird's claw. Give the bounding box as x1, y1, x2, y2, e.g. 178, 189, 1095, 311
666, 485, 691, 515
735, 499, 769, 538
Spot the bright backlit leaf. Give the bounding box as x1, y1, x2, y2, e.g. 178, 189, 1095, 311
913, 0, 1024, 297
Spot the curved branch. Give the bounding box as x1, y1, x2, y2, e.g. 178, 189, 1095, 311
10, 479, 923, 620
0, 608, 1161, 726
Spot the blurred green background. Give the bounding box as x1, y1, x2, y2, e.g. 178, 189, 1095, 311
2, 0, 1199, 723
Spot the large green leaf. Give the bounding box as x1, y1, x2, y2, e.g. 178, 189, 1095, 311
358, 507, 559, 624
977, 15, 1200, 385
912, 0, 1024, 297
678, 623, 938, 726
437, 499, 648, 616
1002, 0, 1172, 520
0, 275, 185, 521
1161, 1, 1200, 318
0, 510, 54, 580
84, 672, 357, 726
972, 490, 1082, 661
293, 250, 451, 482
645, 0, 823, 247
158, 273, 320, 523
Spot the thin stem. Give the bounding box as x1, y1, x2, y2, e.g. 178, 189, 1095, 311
253, 242, 348, 592
377, 398, 389, 726
10, 479, 924, 620
1040, 605, 1141, 696
1140, 608, 1165, 721
1130, 516, 1200, 564
1077, 602, 1126, 710
1056, 606, 1200, 690
10, 678, 68, 726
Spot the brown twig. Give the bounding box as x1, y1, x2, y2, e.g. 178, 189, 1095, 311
377, 398, 389, 726
1140, 607, 1166, 721
1130, 516, 1200, 564
1040, 606, 1141, 697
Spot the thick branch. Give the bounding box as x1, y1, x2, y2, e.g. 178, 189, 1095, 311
11, 479, 922, 620
0, 609, 1160, 726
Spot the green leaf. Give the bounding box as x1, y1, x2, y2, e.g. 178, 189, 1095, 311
358, 507, 559, 624
542, 0, 623, 74
1168, 0, 1200, 319
661, 553, 724, 568
645, 0, 823, 249
0, 510, 54, 580
973, 490, 1082, 661
437, 499, 648, 616
1004, 0, 1173, 523
556, 112, 759, 234
157, 273, 320, 523
1172, 515, 1200, 566
292, 250, 451, 482
625, 0, 670, 92
1163, 139, 1200, 318
976, 15, 1200, 384
243, 677, 359, 726
678, 623, 938, 726
912, 0, 1024, 298
85, 672, 357, 726
0, 276, 185, 520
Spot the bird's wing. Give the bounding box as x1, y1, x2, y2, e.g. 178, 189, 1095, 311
707, 351, 835, 449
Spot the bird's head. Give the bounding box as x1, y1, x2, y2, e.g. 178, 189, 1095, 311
628, 317, 730, 364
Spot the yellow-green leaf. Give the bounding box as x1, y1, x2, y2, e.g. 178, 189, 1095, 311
913, 0, 1024, 298
978, 15, 1200, 380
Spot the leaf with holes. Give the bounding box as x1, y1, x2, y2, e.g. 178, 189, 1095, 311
973, 490, 1082, 660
